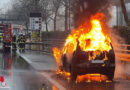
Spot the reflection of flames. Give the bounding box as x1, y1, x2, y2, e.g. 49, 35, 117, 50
0, 76, 6, 87
56, 70, 71, 81
53, 13, 112, 82
52, 85, 59, 90
56, 70, 108, 82
76, 74, 107, 83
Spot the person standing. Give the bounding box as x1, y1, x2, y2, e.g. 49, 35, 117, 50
12, 35, 17, 51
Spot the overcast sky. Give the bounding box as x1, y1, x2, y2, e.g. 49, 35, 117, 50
0, 0, 11, 13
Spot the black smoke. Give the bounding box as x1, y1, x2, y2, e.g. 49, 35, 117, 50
73, 0, 111, 27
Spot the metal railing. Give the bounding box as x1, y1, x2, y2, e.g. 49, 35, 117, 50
24, 39, 130, 62
25, 39, 65, 53
115, 44, 130, 62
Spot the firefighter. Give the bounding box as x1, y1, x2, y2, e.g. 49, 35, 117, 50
17, 35, 22, 52
23, 35, 26, 50
17, 34, 25, 52
12, 35, 17, 51
21, 35, 26, 52
17, 35, 20, 52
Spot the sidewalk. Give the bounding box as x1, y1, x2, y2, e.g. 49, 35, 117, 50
17, 50, 56, 71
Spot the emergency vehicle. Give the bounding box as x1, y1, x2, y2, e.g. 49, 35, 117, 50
0, 24, 4, 42
0, 24, 12, 51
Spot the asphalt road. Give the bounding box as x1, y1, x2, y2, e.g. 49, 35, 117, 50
0, 50, 56, 90
18, 50, 130, 90
0, 49, 130, 90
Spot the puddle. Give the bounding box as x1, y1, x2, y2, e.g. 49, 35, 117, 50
0, 50, 59, 90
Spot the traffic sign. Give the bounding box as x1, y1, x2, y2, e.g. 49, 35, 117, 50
29, 13, 42, 30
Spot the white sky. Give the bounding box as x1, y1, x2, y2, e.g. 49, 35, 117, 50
0, 0, 11, 13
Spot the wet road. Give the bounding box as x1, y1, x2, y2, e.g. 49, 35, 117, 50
0, 49, 130, 90
0, 50, 57, 90
42, 70, 130, 90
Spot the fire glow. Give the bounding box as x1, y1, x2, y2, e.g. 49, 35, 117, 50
53, 13, 112, 82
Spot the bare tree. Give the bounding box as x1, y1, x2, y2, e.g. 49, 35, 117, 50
39, 0, 52, 32
61, 0, 69, 31
7, 0, 42, 34
120, 0, 130, 26
51, 0, 62, 31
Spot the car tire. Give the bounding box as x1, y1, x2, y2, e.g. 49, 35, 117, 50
107, 72, 114, 81
70, 65, 77, 82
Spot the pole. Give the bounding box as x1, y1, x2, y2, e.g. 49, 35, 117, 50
116, 5, 119, 28
68, 0, 71, 31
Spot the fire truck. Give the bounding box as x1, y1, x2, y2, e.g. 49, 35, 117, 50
0, 24, 12, 52
0, 24, 4, 42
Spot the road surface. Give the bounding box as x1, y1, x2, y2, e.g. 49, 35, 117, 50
0, 49, 57, 90
18, 50, 130, 90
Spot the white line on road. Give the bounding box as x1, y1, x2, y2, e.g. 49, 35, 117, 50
41, 72, 66, 90
17, 51, 32, 64
17, 51, 66, 90
0, 87, 10, 88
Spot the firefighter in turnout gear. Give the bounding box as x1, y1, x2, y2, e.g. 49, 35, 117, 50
17, 34, 26, 52
12, 35, 17, 51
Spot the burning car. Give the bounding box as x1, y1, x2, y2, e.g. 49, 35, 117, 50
53, 13, 115, 82
61, 42, 115, 81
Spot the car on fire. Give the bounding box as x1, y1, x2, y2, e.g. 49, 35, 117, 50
60, 42, 115, 81
53, 14, 116, 82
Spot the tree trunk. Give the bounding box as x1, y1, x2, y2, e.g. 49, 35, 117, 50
120, 0, 130, 26
54, 13, 57, 31
65, 5, 68, 31
45, 19, 48, 32
25, 22, 29, 35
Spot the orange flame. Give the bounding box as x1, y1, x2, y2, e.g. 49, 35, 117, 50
56, 69, 71, 81
76, 74, 107, 83
53, 12, 111, 63
53, 48, 62, 66
78, 19, 111, 52
53, 12, 112, 82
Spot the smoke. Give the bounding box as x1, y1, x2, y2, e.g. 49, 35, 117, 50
73, 0, 128, 79
108, 28, 127, 79
74, 0, 111, 27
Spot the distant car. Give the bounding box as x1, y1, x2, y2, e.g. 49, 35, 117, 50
61, 43, 115, 81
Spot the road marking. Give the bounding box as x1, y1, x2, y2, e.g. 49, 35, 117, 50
17, 51, 32, 64
41, 72, 66, 90
0, 87, 10, 88
17, 51, 66, 90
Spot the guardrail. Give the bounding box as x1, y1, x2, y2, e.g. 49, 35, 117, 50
24, 39, 130, 62
115, 44, 130, 62
25, 39, 65, 53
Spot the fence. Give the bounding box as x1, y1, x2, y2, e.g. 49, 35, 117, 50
25, 39, 130, 62
115, 44, 130, 62
25, 39, 65, 53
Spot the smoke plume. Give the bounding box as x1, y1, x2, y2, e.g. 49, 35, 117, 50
73, 0, 111, 27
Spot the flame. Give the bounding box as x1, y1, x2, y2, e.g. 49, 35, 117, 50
52, 85, 59, 90
53, 12, 112, 82
53, 12, 111, 64
56, 70, 107, 82
56, 70, 71, 81
78, 19, 111, 52
53, 48, 62, 66
76, 74, 107, 83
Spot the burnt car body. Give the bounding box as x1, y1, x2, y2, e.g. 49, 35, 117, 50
61, 44, 115, 81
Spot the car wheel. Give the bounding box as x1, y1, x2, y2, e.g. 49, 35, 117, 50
70, 65, 77, 82
107, 72, 114, 81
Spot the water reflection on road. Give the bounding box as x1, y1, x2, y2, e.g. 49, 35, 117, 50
0, 50, 55, 90
0, 49, 130, 90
